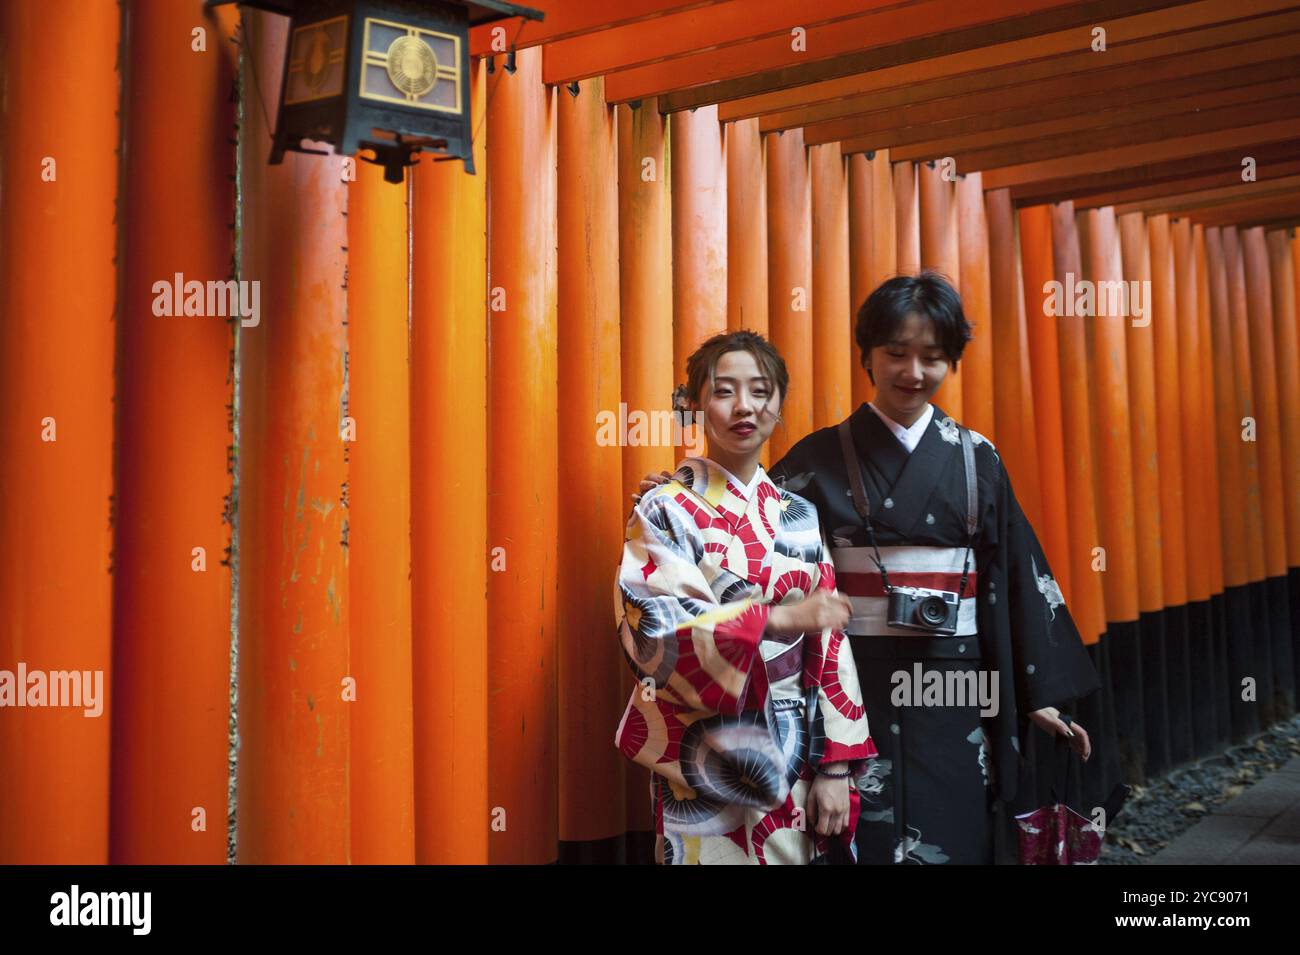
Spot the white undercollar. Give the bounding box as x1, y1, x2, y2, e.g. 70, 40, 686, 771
712, 461, 766, 500
868, 402, 934, 453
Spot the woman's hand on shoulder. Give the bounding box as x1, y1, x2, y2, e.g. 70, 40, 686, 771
631, 470, 674, 505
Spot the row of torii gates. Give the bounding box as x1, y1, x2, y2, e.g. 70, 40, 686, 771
2, 0, 1300, 864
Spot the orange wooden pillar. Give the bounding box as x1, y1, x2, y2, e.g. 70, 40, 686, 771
237, 9, 351, 863
556, 76, 627, 861
1049, 202, 1107, 647
487, 46, 558, 864
1241, 227, 1294, 712
988, 189, 1040, 524
108, 0, 234, 864
893, 160, 920, 276
1148, 216, 1188, 614
1051, 203, 1118, 795
410, 62, 489, 864
811, 143, 851, 429
1195, 224, 1227, 615
918, 161, 961, 418
1174, 219, 1212, 608
1019, 205, 1072, 603
0, 0, 119, 864
726, 118, 768, 338
618, 98, 674, 833
1175, 218, 1222, 753
1117, 211, 1167, 774
672, 105, 727, 380
766, 128, 814, 460
848, 150, 894, 406
1116, 213, 1165, 622
1207, 226, 1258, 738
958, 175, 995, 442
347, 159, 415, 864
1265, 231, 1300, 577
1077, 207, 1141, 629
1241, 229, 1290, 586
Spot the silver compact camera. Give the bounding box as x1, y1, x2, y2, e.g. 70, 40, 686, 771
886, 586, 960, 635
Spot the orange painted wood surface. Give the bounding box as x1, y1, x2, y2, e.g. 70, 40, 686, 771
1172, 218, 1212, 604
958, 174, 995, 443
1117, 212, 1166, 615
0, 0, 119, 864
486, 47, 559, 864
1077, 207, 1140, 624
1050, 202, 1108, 644
237, 9, 351, 864
726, 119, 769, 338
672, 105, 728, 380
110, 0, 234, 864
557, 76, 628, 846
811, 142, 852, 429
1265, 230, 1300, 569
847, 151, 893, 406
1019, 204, 1073, 603
347, 159, 415, 864
410, 63, 490, 864
919, 162, 962, 419
766, 128, 814, 461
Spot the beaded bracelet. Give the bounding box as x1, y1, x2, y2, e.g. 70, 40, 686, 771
814, 764, 852, 779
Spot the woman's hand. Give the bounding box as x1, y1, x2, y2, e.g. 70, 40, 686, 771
767, 589, 852, 637
631, 470, 673, 504
807, 766, 851, 837
1029, 706, 1091, 761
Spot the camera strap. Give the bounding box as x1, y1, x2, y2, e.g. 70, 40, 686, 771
836, 414, 978, 595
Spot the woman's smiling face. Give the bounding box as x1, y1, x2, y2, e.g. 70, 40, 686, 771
866, 311, 950, 423
699, 348, 781, 459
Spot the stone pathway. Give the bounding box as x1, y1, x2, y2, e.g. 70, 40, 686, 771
1150, 756, 1300, 864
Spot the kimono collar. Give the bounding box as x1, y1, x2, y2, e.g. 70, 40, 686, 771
847, 403, 960, 536
670, 457, 771, 523
868, 402, 934, 453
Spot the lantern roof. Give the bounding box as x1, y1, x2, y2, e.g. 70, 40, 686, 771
204, 1, 544, 27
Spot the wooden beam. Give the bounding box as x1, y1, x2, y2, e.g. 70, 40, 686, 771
1007, 140, 1300, 205
1112, 174, 1300, 216
612, 0, 1192, 108
922, 103, 1300, 176
469, 1, 720, 57
800, 45, 1300, 147
542, 0, 897, 86
874, 80, 1300, 166
650, 0, 1206, 111
721, 0, 1300, 121
1189, 196, 1300, 227
1073, 160, 1300, 210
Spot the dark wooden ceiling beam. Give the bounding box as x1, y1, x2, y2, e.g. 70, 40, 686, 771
605, 0, 1193, 108
717, 0, 1300, 120
1071, 159, 1300, 208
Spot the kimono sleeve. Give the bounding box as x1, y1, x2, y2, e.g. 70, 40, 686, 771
616, 490, 771, 716
995, 466, 1101, 714
802, 540, 878, 769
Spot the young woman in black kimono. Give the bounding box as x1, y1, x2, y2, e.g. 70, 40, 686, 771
639, 272, 1100, 864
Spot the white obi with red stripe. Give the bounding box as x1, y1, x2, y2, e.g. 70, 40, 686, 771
830, 544, 977, 636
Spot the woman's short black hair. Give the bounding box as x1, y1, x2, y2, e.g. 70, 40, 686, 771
854, 271, 973, 380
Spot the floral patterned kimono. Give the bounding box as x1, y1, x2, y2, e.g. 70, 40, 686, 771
615, 457, 877, 865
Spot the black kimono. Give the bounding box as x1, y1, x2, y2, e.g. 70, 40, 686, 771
770, 403, 1100, 864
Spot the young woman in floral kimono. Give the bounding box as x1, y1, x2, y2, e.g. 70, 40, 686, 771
614, 331, 877, 865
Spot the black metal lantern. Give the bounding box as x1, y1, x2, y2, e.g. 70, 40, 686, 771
209, 0, 543, 182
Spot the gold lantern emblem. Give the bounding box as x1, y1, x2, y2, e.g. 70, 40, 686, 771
385, 35, 438, 98
361, 18, 461, 114
284, 16, 347, 105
